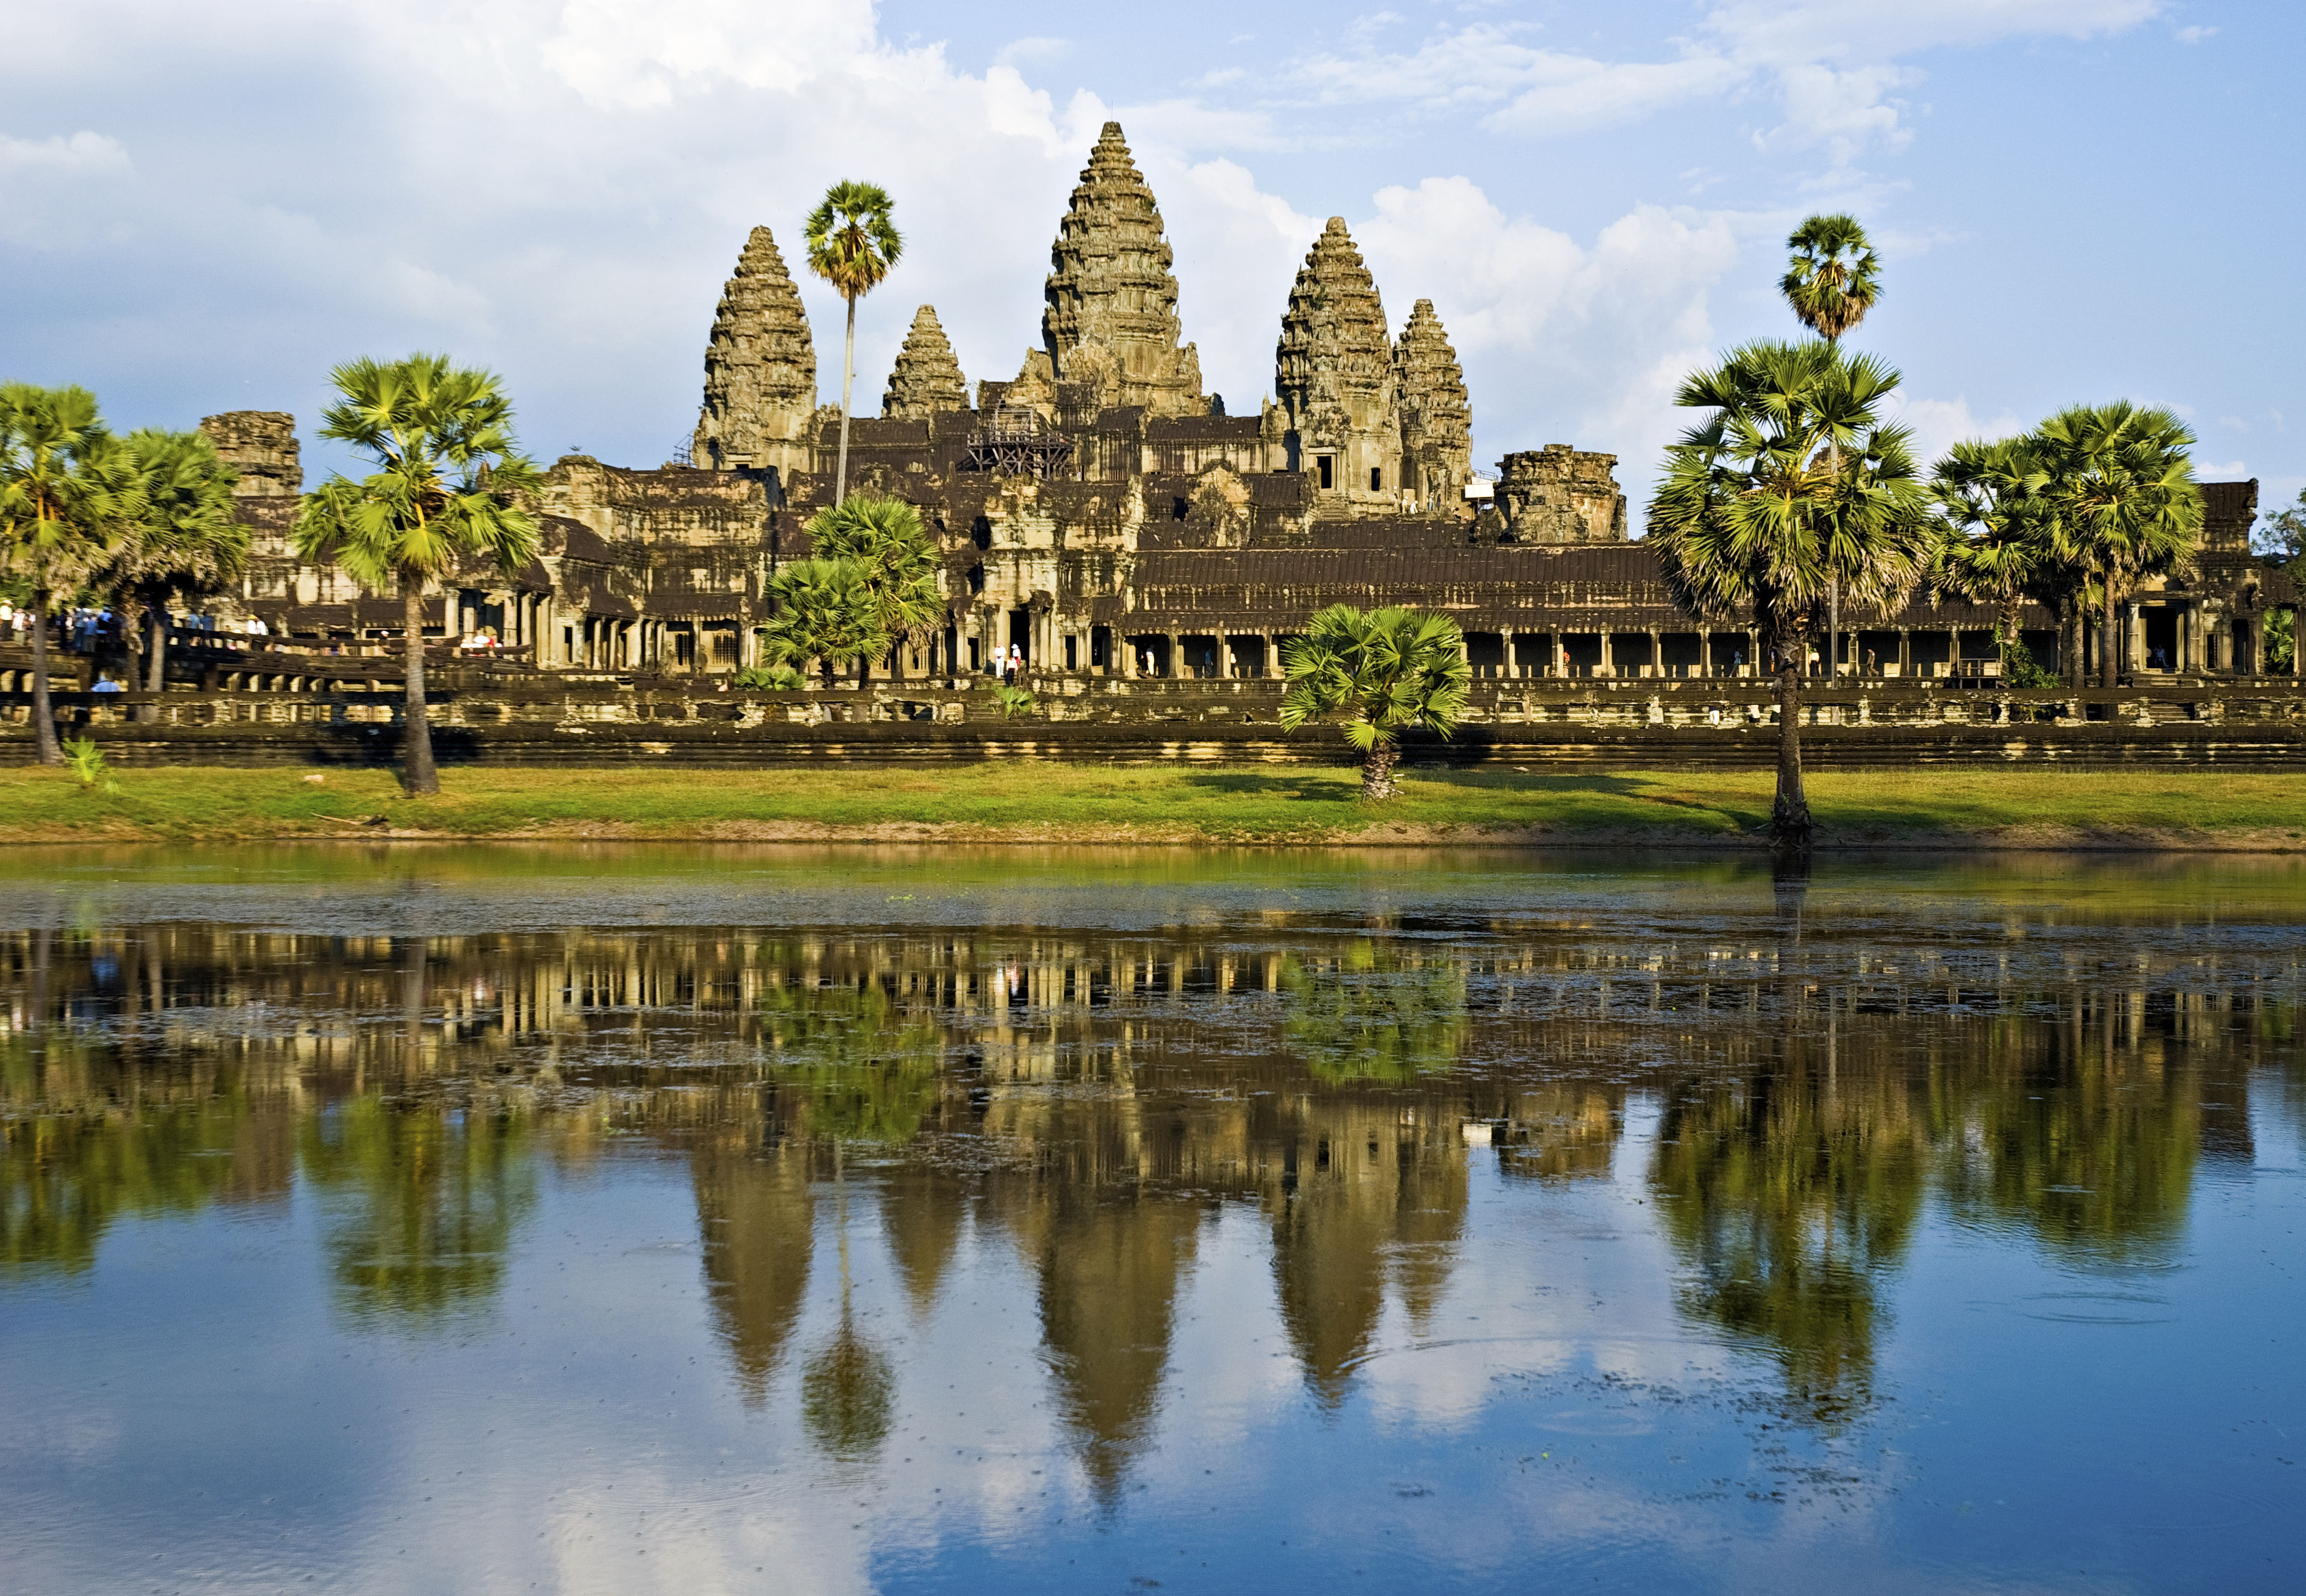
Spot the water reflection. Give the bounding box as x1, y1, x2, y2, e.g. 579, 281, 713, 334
3, 863, 2301, 1514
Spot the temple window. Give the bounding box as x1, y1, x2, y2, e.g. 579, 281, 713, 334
1317, 456, 1334, 490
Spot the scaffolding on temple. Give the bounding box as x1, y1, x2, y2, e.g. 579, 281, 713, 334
962, 404, 1075, 479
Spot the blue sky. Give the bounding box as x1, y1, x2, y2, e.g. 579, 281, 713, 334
2, 1, 2297, 518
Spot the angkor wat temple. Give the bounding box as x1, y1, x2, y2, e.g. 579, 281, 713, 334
202, 121, 2285, 685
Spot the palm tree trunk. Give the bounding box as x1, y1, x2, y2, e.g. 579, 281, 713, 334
2100, 573, 2119, 689
30, 580, 61, 765
1772, 653, 1811, 852
145, 603, 169, 717
402, 577, 440, 796
835, 293, 856, 503
1361, 742, 1399, 801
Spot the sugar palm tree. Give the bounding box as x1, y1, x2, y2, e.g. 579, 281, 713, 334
804, 493, 943, 682
0, 383, 140, 764
2031, 403, 2202, 687
291, 355, 540, 796
759, 558, 876, 685
1932, 436, 2057, 672
1648, 340, 1937, 852
805, 182, 904, 503
104, 429, 247, 718
1780, 215, 1881, 345
1278, 604, 1469, 800
1781, 214, 1883, 677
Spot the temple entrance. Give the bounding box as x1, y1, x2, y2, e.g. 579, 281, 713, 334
1180, 634, 1220, 679
1007, 609, 1032, 669
2144, 607, 2178, 672
1130, 635, 1171, 677
1464, 633, 1507, 679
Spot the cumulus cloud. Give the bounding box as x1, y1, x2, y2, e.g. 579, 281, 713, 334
1881, 393, 2028, 467
1355, 177, 1747, 476
1274, 1, 2169, 170
0, 130, 131, 173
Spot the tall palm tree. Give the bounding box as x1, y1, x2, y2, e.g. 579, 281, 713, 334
1932, 436, 2057, 669
1278, 604, 1469, 800
804, 182, 904, 504
2032, 403, 2202, 687
104, 429, 248, 718
0, 383, 140, 764
804, 493, 943, 682
1648, 340, 1936, 852
291, 355, 540, 796
1780, 215, 1882, 344
1780, 214, 1883, 677
759, 558, 876, 685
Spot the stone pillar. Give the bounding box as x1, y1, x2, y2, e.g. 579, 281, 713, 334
1648, 628, 1661, 679
1260, 631, 1276, 678
1747, 628, 1760, 676
1598, 627, 1612, 679
1897, 629, 1911, 677
1166, 632, 1181, 679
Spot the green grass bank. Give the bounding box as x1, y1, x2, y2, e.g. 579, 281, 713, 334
1, 764, 2302, 849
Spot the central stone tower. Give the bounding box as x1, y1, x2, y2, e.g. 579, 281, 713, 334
1276, 219, 1399, 509
692, 225, 817, 479
1041, 122, 1206, 417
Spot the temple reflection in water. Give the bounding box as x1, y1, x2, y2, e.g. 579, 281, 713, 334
4, 904, 2297, 1484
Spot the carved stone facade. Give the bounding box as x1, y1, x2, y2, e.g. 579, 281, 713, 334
692, 225, 817, 480
882, 306, 970, 419
1276, 219, 1398, 508
196, 121, 2293, 689
1393, 299, 1471, 513
1041, 122, 1206, 418
1492, 447, 1628, 544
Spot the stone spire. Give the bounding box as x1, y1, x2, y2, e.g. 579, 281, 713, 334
692, 225, 817, 476
881, 305, 970, 419
1042, 121, 1206, 418
1392, 299, 1471, 511
1275, 217, 1398, 507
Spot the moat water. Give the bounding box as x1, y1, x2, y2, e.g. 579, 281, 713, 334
4, 846, 2302, 1594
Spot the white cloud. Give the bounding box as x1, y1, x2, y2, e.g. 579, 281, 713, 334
1881, 393, 2027, 466
541, 0, 879, 109
1271, 1, 2168, 172
0, 130, 130, 174
1355, 177, 1748, 476
2174, 25, 2217, 44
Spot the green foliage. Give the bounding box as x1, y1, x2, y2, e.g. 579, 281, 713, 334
759, 558, 877, 681
0, 383, 138, 592
298, 1095, 537, 1326
292, 355, 541, 591
2256, 486, 2306, 566
61, 736, 114, 791
988, 681, 1038, 719
1279, 942, 1467, 1083
734, 661, 806, 691
2265, 608, 2295, 672
1780, 214, 1881, 344
1998, 640, 2060, 688
1649, 340, 1938, 644
105, 428, 245, 605
1278, 604, 1469, 799
804, 493, 944, 666
804, 181, 903, 302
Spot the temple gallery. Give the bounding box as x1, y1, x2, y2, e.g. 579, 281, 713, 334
195, 123, 2287, 687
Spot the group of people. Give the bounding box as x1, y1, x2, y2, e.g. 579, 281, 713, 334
997, 643, 1024, 683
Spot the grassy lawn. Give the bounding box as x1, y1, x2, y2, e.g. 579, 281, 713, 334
0, 762, 2300, 846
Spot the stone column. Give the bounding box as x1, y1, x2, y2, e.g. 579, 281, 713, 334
1598, 627, 1612, 679
1897, 629, 1911, 677
1747, 628, 1761, 676
1166, 632, 1181, 679
1260, 631, 1275, 678
1648, 628, 1662, 679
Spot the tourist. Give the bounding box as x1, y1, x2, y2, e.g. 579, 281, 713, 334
1007, 644, 1022, 681
92, 674, 124, 694
1866, 648, 1878, 674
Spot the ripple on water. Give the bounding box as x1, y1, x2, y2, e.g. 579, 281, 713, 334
2011, 1290, 2175, 1326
